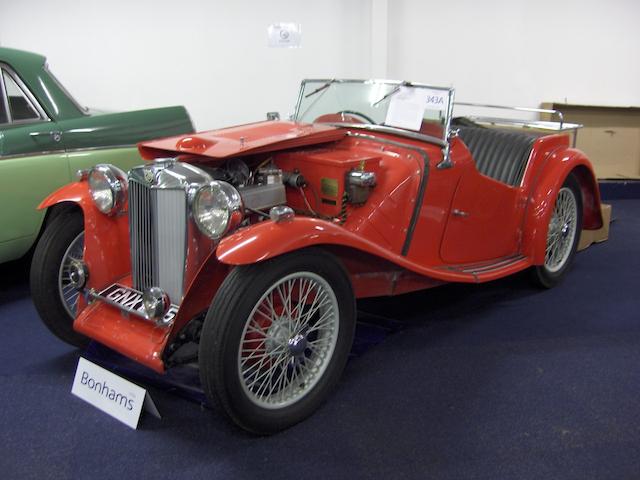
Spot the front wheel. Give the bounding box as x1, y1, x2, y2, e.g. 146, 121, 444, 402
199, 249, 356, 434
531, 174, 583, 288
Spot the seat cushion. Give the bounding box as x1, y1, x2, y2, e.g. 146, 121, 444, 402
456, 126, 540, 186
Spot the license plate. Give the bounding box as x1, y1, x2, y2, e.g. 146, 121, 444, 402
98, 283, 179, 324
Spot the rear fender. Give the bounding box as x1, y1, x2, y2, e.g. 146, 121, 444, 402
39, 182, 131, 301
522, 148, 603, 264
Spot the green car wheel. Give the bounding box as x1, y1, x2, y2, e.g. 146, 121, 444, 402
30, 211, 89, 348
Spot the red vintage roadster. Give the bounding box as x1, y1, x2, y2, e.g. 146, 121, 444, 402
31, 79, 603, 433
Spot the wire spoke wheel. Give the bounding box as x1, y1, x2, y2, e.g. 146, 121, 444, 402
544, 187, 578, 273
57, 231, 84, 317
238, 272, 339, 409
200, 248, 355, 433
531, 174, 583, 289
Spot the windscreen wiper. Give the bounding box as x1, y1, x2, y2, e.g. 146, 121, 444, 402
304, 79, 335, 98
371, 81, 411, 107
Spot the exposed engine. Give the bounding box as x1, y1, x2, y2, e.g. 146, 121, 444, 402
199, 159, 287, 214
168, 135, 382, 230
194, 149, 379, 222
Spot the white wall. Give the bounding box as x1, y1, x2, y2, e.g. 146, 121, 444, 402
388, 0, 640, 108
1, 0, 638, 130
0, 0, 372, 129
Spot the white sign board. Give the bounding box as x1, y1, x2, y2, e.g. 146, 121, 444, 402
385, 86, 449, 131
71, 357, 160, 429
268, 23, 302, 48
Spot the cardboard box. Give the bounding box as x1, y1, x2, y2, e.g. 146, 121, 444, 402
578, 203, 612, 251
540, 103, 640, 179
577, 127, 640, 178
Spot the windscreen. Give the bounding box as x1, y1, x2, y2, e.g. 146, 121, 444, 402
294, 79, 453, 139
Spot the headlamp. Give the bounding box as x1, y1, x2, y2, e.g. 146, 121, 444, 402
192, 181, 243, 239
142, 287, 170, 324
88, 164, 127, 215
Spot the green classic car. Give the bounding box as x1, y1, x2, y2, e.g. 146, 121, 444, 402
0, 47, 194, 263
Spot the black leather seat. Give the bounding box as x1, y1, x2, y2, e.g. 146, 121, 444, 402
456, 126, 540, 186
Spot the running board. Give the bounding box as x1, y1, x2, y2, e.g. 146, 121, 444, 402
435, 254, 532, 283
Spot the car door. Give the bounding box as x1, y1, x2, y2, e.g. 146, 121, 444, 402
0, 65, 70, 260
439, 169, 522, 264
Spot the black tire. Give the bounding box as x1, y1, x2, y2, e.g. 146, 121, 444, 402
199, 248, 356, 434
30, 211, 89, 348
531, 173, 583, 288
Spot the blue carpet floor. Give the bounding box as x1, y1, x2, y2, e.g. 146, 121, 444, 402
1, 200, 638, 480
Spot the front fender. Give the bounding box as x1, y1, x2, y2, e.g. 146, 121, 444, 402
216, 217, 397, 266
39, 181, 131, 299
522, 148, 603, 264
215, 217, 483, 284
39, 180, 93, 211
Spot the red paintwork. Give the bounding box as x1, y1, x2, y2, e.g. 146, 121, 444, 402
168, 253, 228, 344
521, 144, 603, 263
39, 183, 131, 295
40, 117, 603, 373
138, 121, 345, 161
74, 276, 168, 373
39, 184, 167, 371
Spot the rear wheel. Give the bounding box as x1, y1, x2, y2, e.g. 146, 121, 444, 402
30, 211, 89, 348
531, 174, 583, 288
199, 249, 355, 434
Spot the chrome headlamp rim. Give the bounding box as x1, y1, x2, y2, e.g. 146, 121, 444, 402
88, 164, 128, 216
191, 180, 244, 240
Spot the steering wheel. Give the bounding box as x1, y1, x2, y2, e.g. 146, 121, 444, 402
337, 110, 376, 125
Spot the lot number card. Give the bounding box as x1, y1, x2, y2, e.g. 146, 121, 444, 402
71, 357, 160, 429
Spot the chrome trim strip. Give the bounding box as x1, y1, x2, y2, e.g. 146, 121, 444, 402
436, 254, 527, 275
463, 116, 582, 132
67, 144, 136, 153
328, 122, 446, 147
438, 88, 456, 169
0, 68, 9, 123
0, 62, 50, 123
461, 254, 526, 274
0, 148, 66, 160
455, 102, 565, 127
299, 77, 453, 90
0, 144, 137, 160
346, 132, 429, 257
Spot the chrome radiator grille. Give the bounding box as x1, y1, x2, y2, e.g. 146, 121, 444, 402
129, 179, 186, 304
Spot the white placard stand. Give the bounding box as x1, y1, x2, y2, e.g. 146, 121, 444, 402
71, 357, 161, 429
